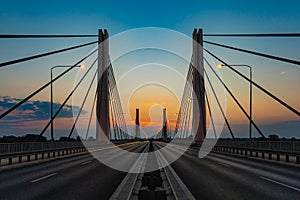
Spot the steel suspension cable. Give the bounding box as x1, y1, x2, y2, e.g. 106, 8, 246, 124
0, 34, 97, 38
68, 66, 98, 139
183, 69, 193, 138
0, 41, 97, 68
177, 67, 191, 138
204, 57, 266, 139
38, 58, 98, 138
203, 33, 300, 37
205, 91, 217, 139
204, 40, 300, 66
108, 63, 128, 139
85, 89, 97, 140
185, 93, 193, 138
179, 64, 193, 138
204, 48, 300, 117
109, 93, 118, 140
175, 63, 193, 138
27, 58, 97, 148
0, 49, 97, 120
204, 69, 236, 142
108, 66, 121, 140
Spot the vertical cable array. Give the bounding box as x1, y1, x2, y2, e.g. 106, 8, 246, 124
174, 63, 194, 139
107, 62, 129, 140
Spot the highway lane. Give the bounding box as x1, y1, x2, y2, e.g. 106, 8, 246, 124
0, 142, 148, 200
155, 142, 300, 200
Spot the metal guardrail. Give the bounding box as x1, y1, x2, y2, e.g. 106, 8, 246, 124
0, 141, 102, 166
172, 139, 300, 164
213, 145, 300, 164
0, 141, 84, 155
0, 146, 86, 166
216, 140, 300, 153
0, 140, 134, 167
171, 139, 300, 152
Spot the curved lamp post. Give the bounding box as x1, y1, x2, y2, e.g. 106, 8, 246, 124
50, 65, 83, 141
218, 64, 253, 139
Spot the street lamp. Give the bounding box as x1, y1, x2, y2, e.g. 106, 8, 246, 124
50, 65, 83, 141
218, 63, 253, 139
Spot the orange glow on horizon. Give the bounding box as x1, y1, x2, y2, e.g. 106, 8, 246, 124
128, 84, 180, 127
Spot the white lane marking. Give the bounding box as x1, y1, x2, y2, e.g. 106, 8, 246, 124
81, 160, 92, 165
30, 173, 57, 183
260, 176, 300, 192
89, 142, 139, 153
217, 162, 232, 168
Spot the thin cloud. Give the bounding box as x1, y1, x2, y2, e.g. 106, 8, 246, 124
0, 96, 86, 120
280, 71, 287, 75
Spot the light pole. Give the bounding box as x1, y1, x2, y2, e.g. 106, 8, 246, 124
50, 65, 83, 141
218, 64, 253, 139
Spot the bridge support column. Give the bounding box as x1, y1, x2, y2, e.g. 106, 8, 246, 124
162, 108, 167, 141
192, 28, 206, 143
96, 29, 110, 143
135, 108, 140, 140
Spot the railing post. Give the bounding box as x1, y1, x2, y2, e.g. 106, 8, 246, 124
280, 141, 282, 151
285, 155, 289, 162
293, 141, 295, 152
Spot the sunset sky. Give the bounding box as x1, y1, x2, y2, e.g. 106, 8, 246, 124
0, 0, 299, 139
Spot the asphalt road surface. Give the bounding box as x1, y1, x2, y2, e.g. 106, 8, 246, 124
1, 141, 299, 200
155, 142, 300, 200
0, 142, 148, 200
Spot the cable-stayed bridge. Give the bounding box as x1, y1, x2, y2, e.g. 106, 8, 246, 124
0, 29, 299, 199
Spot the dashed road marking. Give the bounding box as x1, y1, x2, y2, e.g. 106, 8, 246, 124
81, 160, 92, 165
30, 173, 57, 183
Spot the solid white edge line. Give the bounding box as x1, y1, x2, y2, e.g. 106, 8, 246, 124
30, 173, 57, 183
155, 143, 196, 200
81, 160, 92, 165
260, 176, 300, 192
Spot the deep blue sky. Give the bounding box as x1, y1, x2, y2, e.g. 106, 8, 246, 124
1, 0, 300, 35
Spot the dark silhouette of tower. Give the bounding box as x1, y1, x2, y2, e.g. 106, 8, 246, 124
162, 108, 167, 141
96, 29, 110, 142
135, 108, 140, 139
192, 28, 206, 143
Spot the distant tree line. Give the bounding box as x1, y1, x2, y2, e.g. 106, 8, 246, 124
0, 134, 81, 143
220, 134, 300, 141
0, 133, 298, 143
